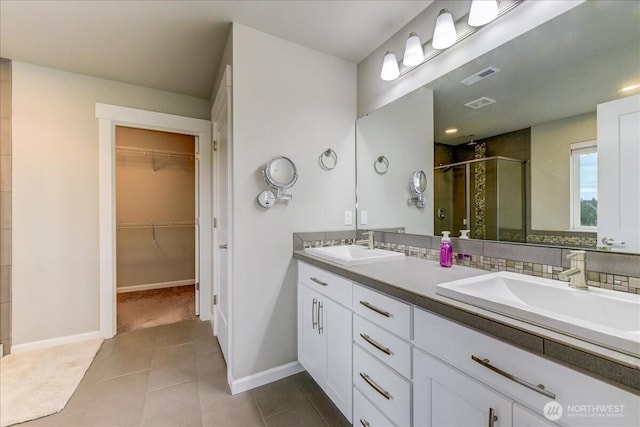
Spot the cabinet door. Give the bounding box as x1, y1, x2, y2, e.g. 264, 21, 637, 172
414, 348, 512, 427
325, 298, 353, 422
298, 284, 326, 380
513, 403, 557, 427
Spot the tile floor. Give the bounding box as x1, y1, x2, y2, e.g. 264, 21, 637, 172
19, 320, 350, 427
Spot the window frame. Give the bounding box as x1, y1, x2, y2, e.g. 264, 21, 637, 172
569, 139, 597, 231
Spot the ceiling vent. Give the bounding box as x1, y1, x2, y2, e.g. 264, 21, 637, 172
464, 97, 496, 109
460, 66, 501, 86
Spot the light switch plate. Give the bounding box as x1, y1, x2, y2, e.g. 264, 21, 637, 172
360, 210, 368, 225
344, 210, 353, 226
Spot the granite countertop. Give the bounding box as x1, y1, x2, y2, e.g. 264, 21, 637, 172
293, 250, 640, 395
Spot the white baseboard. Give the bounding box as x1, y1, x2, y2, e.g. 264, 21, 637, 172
11, 331, 103, 353
229, 361, 304, 395
116, 279, 195, 293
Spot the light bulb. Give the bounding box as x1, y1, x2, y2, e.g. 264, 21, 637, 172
432, 9, 457, 50
380, 51, 400, 81
403, 32, 424, 67
468, 0, 499, 27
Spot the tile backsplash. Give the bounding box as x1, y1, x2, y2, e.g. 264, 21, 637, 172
293, 230, 640, 295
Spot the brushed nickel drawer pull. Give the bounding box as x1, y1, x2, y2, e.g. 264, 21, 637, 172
360, 333, 392, 356
318, 301, 324, 335
359, 301, 392, 318
312, 298, 317, 330
488, 407, 498, 427
360, 419, 370, 427
359, 372, 392, 400
310, 277, 328, 287
471, 355, 556, 399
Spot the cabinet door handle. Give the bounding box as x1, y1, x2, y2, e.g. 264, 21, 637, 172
359, 372, 392, 400
359, 301, 392, 318
488, 408, 498, 427
312, 298, 317, 330
310, 277, 328, 287
360, 333, 392, 355
318, 301, 324, 335
359, 419, 370, 427
472, 355, 556, 399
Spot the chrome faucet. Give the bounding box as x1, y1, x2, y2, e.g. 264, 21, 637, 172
558, 250, 588, 289
356, 231, 374, 250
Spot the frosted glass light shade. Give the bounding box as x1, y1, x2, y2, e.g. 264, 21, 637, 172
432, 9, 457, 50
468, 0, 499, 27
380, 51, 400, 81
403, 32, 424, 67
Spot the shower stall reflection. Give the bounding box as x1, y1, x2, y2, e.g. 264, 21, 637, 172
434, 157, 526, 242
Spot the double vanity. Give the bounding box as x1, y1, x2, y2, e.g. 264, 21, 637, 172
294, 245, 640, 426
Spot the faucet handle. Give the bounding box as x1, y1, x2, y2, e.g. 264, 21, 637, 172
566, 250, 586, 260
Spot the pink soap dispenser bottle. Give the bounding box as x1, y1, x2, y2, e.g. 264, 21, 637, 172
440, 231, 453, 268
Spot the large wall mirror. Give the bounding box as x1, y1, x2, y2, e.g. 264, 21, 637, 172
356, 1, 640, 254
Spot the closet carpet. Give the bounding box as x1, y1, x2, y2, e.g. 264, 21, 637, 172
117, 285, 196, 334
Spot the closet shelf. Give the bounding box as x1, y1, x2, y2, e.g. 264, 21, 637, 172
116, 145, 196, 161
116, 221, 196, 229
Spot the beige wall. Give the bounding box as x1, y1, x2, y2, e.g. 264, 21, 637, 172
115, 127, 195, 289
11, 62, 210, 346
531, 112, 596, 230
231, 23, 356, 380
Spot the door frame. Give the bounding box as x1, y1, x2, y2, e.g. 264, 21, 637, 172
96, 103, 212, 338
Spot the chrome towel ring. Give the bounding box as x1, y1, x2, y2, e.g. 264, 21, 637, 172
374, 155, 389, 174
319, 148, 338, 170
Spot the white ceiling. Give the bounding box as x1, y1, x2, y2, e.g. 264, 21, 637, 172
0, 0, 431, 99
430, 0, 640, 145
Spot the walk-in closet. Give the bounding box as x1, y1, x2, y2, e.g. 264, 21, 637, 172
115, 126, 197, 333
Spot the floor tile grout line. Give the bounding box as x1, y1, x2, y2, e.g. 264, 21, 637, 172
98, 367, 151, 383
146, 378, 196, 394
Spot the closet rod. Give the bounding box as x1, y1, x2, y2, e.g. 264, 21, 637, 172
116, 221, 196, 229
115, 145, 196, 160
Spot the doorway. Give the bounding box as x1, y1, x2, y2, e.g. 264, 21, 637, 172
115, 126, 197, 333
97, 103, 212, 339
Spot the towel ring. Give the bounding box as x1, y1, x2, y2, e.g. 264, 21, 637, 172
374, 155, 389, 174
319, 149, 338, 170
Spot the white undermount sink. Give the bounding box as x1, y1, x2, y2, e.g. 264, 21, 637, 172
304, 245, 405, 266
436, 271, 640, 356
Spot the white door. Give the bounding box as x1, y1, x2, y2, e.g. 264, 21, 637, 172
212, 66, 232, 363
194, 137, 200, 316
597, 94, 640, 252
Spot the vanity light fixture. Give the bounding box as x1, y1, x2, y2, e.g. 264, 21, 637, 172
377, 0, 522, 82
380, 51, 400, 81
620, 83, 640, 92
445, 128, 458, 134
403, 32, 424, 66
468, 0, 499, 27
432, 9, 457, 50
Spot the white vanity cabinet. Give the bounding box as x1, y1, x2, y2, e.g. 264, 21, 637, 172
414, 308, 640, 427
353, 284, 413, 427
414, 347, 512, 427
297, 262, 353, 422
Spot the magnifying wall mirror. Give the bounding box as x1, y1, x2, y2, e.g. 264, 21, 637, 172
257, 155, 298, 208
409, 170, 427, 209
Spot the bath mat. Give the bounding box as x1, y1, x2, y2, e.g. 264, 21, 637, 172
0, 338, 103, 426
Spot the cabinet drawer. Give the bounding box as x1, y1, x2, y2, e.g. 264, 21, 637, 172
354, 345, 411, 427
354, 315, 411, 379
354, 389, 395, 427
353, 284, 411, 340
414, 308, 639, 425
298, 262, 352, 307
